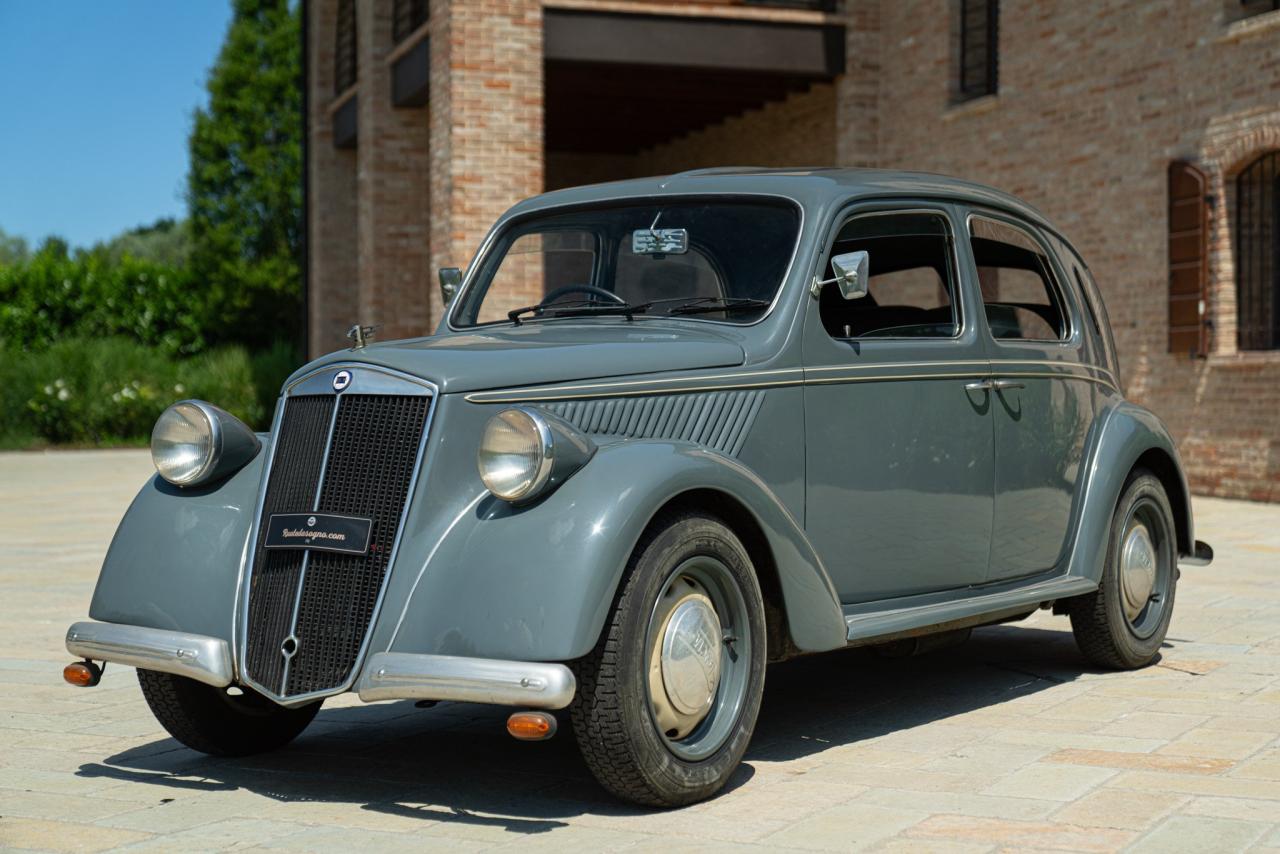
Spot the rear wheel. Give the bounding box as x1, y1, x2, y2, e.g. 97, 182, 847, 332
1068, 470, 1177, 669
571, 511, 766, 807
137, 669, 320, 756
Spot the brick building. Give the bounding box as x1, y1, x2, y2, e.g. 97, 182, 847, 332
304, 0, 1280, 500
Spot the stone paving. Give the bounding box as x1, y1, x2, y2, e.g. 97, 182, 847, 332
1, 449, 1278, 852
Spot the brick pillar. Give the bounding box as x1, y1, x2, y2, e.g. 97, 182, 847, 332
355, 0, 432, 342
307, 0, 359, 356
835, 0, 881, 167
428, 0, 544, 326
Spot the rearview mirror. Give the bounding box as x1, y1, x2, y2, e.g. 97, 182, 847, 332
439, 267, 462, 304
810, 250, 870, 300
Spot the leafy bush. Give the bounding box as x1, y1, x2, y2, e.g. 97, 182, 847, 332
0, 255, 209, 355
0, 337, 297, 447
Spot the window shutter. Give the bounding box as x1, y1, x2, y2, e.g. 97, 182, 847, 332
1168, 161, 1209, 356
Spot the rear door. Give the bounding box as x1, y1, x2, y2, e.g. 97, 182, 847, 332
962, 211, 1096, 583
802, 204, 994, 603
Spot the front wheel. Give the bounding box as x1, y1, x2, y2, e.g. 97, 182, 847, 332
1068, 470, 1178, 669
570, 511, 767, 807
137, 669, 320, 756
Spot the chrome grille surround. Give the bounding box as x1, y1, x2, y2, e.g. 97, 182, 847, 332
234, 363, 437, 706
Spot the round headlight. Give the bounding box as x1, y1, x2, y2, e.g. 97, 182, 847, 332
478, 408, 553, 502
151, 401, 217, 485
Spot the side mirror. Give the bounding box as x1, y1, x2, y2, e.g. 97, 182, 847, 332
438, 267, 462, 304
811, 250, 870, 300
829, 251, 870, 300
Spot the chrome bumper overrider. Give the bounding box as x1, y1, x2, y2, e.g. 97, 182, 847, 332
1180, 539, 1214, 567
65, 621, 233, 688
355, 652, 576, 709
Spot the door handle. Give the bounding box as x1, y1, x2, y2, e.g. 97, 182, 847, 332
993, 379, 1026, 391
964, 379, 993, 392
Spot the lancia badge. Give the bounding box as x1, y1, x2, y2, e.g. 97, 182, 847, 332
332, 370, 352, 392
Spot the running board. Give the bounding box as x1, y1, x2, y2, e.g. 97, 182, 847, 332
843, 576, 1098, 644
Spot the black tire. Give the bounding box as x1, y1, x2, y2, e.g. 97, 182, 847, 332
570, 511, 767, 807
137, 669, 320, 756
1068, 469, 1178, 669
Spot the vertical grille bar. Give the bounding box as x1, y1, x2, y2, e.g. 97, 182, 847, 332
285, 395, 430, 695
243, 396, 334, 693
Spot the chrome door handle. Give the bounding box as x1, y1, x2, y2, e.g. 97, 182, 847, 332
964, 379, 993, 392
993, 379, 1026, 391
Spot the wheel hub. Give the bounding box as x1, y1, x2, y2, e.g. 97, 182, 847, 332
647, 577, 723, 740
1120, 523, 1156, 621
661, 596, 722, 716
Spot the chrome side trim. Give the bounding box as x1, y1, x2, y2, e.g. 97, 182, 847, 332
356, 652, 576, 709
66, 621, 233, 688
465, 359, 1119, 405
844, 576, 1098, 644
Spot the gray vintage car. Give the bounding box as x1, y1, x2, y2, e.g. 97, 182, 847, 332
65, 168, 1212, 806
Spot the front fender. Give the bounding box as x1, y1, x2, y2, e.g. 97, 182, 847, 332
1065, 400, 1195, 583
87, 448, 266, 642
375, 440, 847, 663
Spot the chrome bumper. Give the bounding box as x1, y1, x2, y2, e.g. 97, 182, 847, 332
355, 652, 576, 709
65, 621, 233, 688
1180, 539, 1214, 567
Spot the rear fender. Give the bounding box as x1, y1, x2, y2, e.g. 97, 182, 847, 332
1065, 401, 1195, 583
378, 440, 847, 662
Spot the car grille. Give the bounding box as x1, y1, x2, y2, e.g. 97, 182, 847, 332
243, 392, 431, 700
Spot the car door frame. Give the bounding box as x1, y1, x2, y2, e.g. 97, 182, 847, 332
956, 206, 1101, 583
799, 198, 996, 604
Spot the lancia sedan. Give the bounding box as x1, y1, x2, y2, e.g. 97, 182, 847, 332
65, 168, 1213, 806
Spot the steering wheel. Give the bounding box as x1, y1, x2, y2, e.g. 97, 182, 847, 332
539, 285, 626, 306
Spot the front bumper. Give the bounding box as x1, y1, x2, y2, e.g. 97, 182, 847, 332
65, 621, 576, 709
65, 621, 233, 688
355, 652, 576, 709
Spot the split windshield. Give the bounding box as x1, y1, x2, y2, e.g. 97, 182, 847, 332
452, 198, 801, 327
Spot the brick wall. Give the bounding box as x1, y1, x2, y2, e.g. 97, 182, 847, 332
873, 0, 1280, 500
428, 0, 544, 324
306, 0, 358, 353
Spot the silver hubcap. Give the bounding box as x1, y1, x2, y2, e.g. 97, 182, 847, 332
1120, 523, 1156, 621
648, 577, 722, 739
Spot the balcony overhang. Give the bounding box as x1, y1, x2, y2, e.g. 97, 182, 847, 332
545, 9, 846, 154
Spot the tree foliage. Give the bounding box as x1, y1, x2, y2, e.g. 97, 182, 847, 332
188, 0, 302, 349
84, 218, 192, 267
0, 227, 30, 267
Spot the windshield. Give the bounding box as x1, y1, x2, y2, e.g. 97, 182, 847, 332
452, 198, 801, 327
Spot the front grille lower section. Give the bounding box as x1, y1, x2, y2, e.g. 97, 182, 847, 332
243, 392, 430, 699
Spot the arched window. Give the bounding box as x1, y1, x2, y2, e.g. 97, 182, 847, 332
1237, 151, 1279, 351
334, 0, 358, 94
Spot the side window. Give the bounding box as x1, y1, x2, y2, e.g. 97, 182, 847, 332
819, 212, 959, 339
969, 216, 1068, 341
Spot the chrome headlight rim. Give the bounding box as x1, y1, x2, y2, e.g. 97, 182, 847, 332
477, 406, 595, 504
152, 400, 221, 486
477, 407, 555, 503
151, 399, 260, 488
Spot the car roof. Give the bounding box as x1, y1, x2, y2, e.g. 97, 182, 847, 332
508, 167, 1058, 235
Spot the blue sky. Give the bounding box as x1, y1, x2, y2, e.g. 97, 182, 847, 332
0, 2, 233, 248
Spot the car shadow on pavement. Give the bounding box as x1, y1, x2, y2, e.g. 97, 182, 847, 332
76, 623, 1106, 831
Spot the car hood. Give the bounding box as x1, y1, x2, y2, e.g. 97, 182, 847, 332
300, 321, 747, 394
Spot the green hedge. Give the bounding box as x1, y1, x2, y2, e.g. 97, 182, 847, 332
0, 338, 295, 448
0, 255, 209, 355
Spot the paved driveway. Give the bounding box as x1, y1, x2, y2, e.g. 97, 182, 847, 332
1, 449, 1278, 852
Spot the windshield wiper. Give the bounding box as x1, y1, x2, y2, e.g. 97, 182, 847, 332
507, 299, 649, 326
665, 297, 771, 316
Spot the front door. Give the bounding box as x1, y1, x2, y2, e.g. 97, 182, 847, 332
803, 206, 994, 604
963, 212, 1096, 583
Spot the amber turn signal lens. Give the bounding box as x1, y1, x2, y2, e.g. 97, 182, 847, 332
506, 711, 557, 741
63, 661, 102, 687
